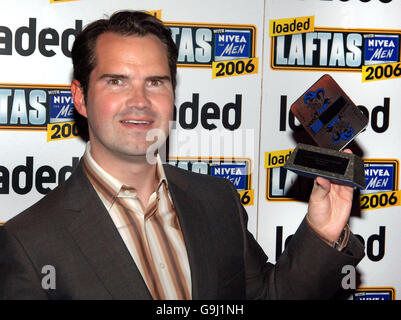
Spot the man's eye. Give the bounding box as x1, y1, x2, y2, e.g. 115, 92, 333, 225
108, 79, 122, 86
149, 79, 162, 86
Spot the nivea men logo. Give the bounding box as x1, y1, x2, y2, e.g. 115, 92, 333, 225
364, 34, 399, 65
49, 90, 74, 123
210, 163, 248, 190
266, 159, 399, 201
166, 22, 256, 67
362, 159, 399, 194
214, 29, 251, 61
0, 84, 73, 131
352, 288, 395, 300
271, 27, 401, 71
167, 157, 252, 191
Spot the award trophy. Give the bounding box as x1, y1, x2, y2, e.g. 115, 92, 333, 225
284, 74, 368, 189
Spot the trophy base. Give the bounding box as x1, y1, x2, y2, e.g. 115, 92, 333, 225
284, 143, 366, 189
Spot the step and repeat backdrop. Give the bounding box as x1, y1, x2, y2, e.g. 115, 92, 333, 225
1, 0, 400, 300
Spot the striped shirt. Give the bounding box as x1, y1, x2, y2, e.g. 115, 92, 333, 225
82, 144, 192, 300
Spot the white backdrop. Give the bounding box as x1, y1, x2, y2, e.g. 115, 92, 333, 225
0, 0, 400, 300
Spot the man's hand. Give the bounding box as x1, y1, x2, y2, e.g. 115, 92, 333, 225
306, 149, 354, 244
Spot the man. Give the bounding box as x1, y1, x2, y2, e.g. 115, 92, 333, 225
0, 11, 364, 300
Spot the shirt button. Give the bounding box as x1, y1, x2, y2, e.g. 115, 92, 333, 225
160, 263, 165, 269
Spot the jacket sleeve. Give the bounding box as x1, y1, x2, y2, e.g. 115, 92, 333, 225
225, 179, 365, 300
0, 226, 48, 299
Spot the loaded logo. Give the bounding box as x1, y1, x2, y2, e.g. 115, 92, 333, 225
269, 16, 314, 37
173, 93, 242, 131
167, 22, 256, 67
265, 149, 293, 169
277, 225, 386, 262
0, 83, 78, 141
0, 156, 80, 195
271, 27, 401, 71
352, 287, 395, 300
168, 156, 254, 205
0, 18, 82, 58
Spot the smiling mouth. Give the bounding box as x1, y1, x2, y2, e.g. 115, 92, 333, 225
121, 120, 152, 125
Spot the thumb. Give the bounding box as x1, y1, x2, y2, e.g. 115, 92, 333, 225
310, 177, 331, 201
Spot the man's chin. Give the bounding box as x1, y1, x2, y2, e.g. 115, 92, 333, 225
111, 139, 165, 163
117, 146, 157, 162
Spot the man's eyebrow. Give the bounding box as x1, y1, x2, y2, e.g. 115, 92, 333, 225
145, 75, 171, 82
98, 74, 129, 80
97, 74, 171, 82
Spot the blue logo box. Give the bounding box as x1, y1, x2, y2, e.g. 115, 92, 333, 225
364, 34, 399, 65
211, 163, 247, 190
354, 291, 392, 300
214, 29, 251, 61
49, 91, 75, 123
364, 163, 395, 191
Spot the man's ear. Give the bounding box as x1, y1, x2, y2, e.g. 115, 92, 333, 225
71, 79, 87, 118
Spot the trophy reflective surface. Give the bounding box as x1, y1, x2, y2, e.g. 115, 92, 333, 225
284, 74, 368, 189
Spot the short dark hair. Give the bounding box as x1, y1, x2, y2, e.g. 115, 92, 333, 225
71, 10, 178, 98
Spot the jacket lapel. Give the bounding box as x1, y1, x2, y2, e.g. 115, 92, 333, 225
63, 161, 152, 299
164, 165, 217, 299
60, 161, 216, 299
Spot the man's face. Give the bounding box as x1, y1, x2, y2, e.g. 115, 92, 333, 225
73, 32, 174, 163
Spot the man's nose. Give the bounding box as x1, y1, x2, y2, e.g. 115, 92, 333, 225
127, 84, 150, 109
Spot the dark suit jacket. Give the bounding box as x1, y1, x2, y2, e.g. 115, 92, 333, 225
0, 160, 364, 299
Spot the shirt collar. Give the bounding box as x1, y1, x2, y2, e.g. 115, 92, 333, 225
83, 142, 169, 207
